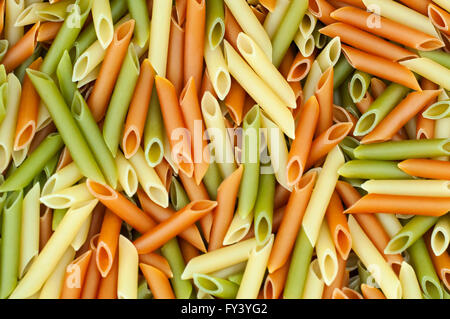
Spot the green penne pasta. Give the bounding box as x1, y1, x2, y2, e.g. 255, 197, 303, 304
237, 105, 260, 218
73, 0, 128, 58
408, 238, 444, 299
137, 276, 152, 299
422, 100, 450, 120
338, 160, 412, 180
349, 70, 371, 103
313, 24, 327, 49
52, 208, 68, 231
0, 191, 23, 299
103, 44, 140, 157
253, 171, 275, 246
339, 136, 360, 160
43, 152, 60, 178
271, 0, 309, 67
228, 272, 243, 285
0, 39, 8, 63
0, 65, 6, 85
206, 0, 225, 50
357, 261, 372, 286
144, 87, 164, 167
126, 0, 150, 48
201, 160, 222, 200
0, 176, 6, 235
40, 0, 93, 75
71, 91, 117, 188
283, 227, 314, 299
56, 51, 77, 106
0, 82, 8, 125
354, 139, 450, 160
193, 273, 239, 299
169, 177, 190, 211
418, 50, 450, 69
354, 83, 410, 136
333, 55, 354, 89
385, 216, 439, 254
27, 69, 105, 183
340, 77, 360, 118
161, 238, 193, 299
0, 133, 64, 192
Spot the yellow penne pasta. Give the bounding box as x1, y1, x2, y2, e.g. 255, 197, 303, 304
348, 215, 402, 299
316, 220, 338, 286
299, 10, 317, 38
361, 180, 450, 197
91, 0, 113, 49
9, 200, 98, 299
236, 235, 274, 299
19, 183, 41, 278
182, 238, 257, 279
400, 57, 450, 91
12, 145, 29, 167
222, 211, 254, 246
431, 214, 450, 256
128, 147, 168, 208
316, 36, 341, 72
303, 60, 322, 101
0, 74, 21, 172
39, 247, 75, 299
263, 0, 290, 39
375, 213, 403, 238
294, 31, 315, 58
224, 0, 272, 60
40, 183, 94, 209
148, 0, 172, 76
5, 0, 24, 45
237, 32, 296, 109
302, 259, 325, 299
117, 235, 139, 299
399, 261, 423, 299
302, 146, 344, 247
115, 150, 138, 198
36, 101, 51, 131
433, 0, 450, 12
204, 42, 231, 100
41, 162, 83, 197
70, 212, 92, 251
224, 41, 295, 138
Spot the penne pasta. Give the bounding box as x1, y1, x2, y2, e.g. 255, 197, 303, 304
117, 235, 138, 299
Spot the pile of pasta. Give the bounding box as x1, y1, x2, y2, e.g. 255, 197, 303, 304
0, 0, 449, 300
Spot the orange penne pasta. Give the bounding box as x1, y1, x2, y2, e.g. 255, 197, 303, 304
184, 0, 205, 91
81, 236, 102, 299
178, 170, 212, 242
332, 105, 357, 136
263, 257, 291, 299
336, 181, 403, 272
322, 254, 347, 299
355, 91, 374, 114
136, 188, 206, 252
39, 208, 53, 252
287, 51, 315, 82
156, 76, 194, 177
259, 0, 276, 12
341, 45, 421, 91
140, 263, 176, 299
325, 191, 352, 260
13, 57, 42, 151
332, 287, 363, 299
0, 0, 4, 35
286, 96, 319, 186
344, 193, 450, 217
361, 284, 387, 299
133, 200, 217, 254
88, 20, 135, 122
139, 253, 173, 278
398, 159, 450, 180
37, 22, 63, 43
416, 78, 438, 139
2, 22, 40, 73
320, 23, 417, 62
370, 78, 387, 99
175, 0, 188, 25
309, 0, 337, 25
333, 0, 365, 8
305, 122, 353, 168
425, 233, 450, 291
251, 5, 267, 23
167, 17, 185, 95
315, 67, 334, 136
77, 203, 106, 256
60, 250, 92, 299
398, 0, 431, 15
86, 179, 156, 234
200, 69, 217, 99
268, 171, 317, 273
122, 59, 155, 158
179, 238, 200, 264
428, 3, 450, 35
224, 78, 246, 125
154, 159, 173, 191
96, 209, 122, 278
179, 77, 210, 184
97, 253, 118, 299
209, 165, 244, 251
331, 7, 444, 51
224, 6, 242, 51
361, 90, 441, 144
